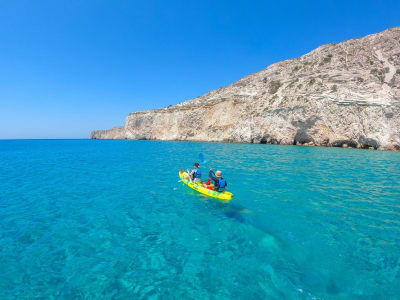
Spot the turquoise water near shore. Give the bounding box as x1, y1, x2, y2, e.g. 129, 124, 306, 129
1, 140, 400, 299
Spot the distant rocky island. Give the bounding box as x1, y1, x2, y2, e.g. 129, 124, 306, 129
91, 27, 400, 151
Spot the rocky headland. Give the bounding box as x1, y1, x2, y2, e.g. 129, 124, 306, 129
91, 27, 400, 151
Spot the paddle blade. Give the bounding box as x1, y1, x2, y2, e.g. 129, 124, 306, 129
199, 153, 206, 164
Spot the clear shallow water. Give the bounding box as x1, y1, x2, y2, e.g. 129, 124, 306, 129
1, 140, 400, 299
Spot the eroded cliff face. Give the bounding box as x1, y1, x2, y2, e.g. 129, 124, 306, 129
91, 27, 400, 151
90, 126, 126, 140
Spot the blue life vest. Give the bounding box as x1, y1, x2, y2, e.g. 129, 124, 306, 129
218, 178, 226, 191
195, 168, 202, 178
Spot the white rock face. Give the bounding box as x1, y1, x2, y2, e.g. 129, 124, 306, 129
90, 126, 126, 139
91, 27, 400, 151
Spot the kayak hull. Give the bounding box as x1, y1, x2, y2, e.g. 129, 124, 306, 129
179, 170, 233, 201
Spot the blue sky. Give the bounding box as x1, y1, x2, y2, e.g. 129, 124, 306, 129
0, 0, 399, 139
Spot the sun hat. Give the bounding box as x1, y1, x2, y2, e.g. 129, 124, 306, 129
215, 170, 222, 177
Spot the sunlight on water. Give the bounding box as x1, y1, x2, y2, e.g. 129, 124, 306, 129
0, 140, 399, 298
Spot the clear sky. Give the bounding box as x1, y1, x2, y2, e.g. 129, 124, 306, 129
1, 0, 399, 139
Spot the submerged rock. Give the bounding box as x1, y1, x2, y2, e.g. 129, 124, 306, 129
91, 27, 400, 151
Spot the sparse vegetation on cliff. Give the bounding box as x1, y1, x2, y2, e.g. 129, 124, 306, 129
288, 78, 299, 88
320, 54, 333, 66
292, 66, 301, 72
269, 80, 282, 94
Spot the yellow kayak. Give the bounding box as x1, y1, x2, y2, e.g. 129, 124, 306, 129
179, 170, 233, 201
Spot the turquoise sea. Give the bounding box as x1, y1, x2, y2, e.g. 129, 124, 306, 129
1, 140, 400, 299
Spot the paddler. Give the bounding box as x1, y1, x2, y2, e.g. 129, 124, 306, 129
189, 163, 202, 183
207, 169, 227, 192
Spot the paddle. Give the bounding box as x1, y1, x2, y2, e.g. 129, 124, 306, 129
178, 153, 208, 183
199, 153, 215, 187
199, 152, 213, 176
199, 153, 207, 164
199, 153, 216, 174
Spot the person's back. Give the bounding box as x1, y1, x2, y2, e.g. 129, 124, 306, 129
190, 163, 202, 183
208, 169, 227, 192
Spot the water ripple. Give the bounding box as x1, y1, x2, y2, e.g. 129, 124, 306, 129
0, 140, 399, 298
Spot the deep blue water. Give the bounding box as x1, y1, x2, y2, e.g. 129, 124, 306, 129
1, 140, 400, 299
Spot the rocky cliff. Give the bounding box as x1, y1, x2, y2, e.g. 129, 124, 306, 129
91, 27, 400, 151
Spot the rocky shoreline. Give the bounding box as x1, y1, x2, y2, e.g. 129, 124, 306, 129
92, 27, 400, 151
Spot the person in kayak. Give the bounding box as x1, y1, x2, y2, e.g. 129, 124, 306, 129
189, 163, 202, 183
206, 169, 227, 192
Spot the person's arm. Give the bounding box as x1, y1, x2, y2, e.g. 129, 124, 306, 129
189, 169, 196, 181
208, 170, 218, 187
209, 169, 217, 180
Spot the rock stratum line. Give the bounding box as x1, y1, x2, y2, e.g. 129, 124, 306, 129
91, 27, 400, 151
